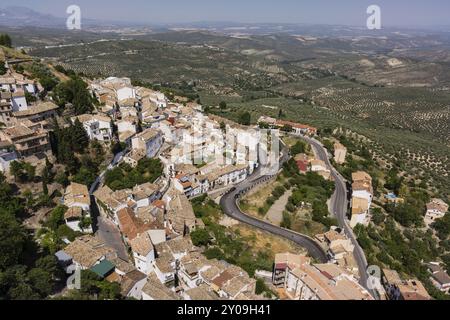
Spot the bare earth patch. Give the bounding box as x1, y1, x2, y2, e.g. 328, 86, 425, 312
233, 224, 306, 256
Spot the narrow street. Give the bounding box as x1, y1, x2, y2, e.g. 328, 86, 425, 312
89, 149, 129, 261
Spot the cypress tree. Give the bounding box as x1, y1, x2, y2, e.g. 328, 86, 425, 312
71, 119, 89, 152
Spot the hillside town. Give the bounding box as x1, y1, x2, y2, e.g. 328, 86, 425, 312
1, 44, 449, 301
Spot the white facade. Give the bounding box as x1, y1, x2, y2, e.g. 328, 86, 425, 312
149, 92, 167, 108
23, 83, 37, 95
75, 116, 113, 142
179, 267, 202, 289
352, 190, 373, 204
117, 86, 136, 101
285, 269, 320, 300
135, 193, 160, 209
132, 130, 163, 158
157, 121, 175, 143
152, 261, 175, 284
350, 213, 368, 229
11, 95, 28, 112
0, 149, 18, 174
117, 120, 137, 136
125, 277, 147, 300
133, 249, 156, 275
217, 167, 248, 186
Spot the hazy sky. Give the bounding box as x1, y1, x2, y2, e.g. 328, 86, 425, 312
6, 0, 450, 26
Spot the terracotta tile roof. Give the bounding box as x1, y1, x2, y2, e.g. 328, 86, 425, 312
64, 207, 83, 219
73, 113, 111, 124
134, 128, 161, 141
398, 279, 431, 300
166, 190, 197, 234
351, 197, 370, 214
352, 181, 373, 194
352, 171, 372, 183
427, 198, 448, 213
63, 235, 115, 268
185, 284, 219, 300
13, 101, 58, 117
142, 273, 179, 300
274, 253, 310, 270
130, 232, 153, 256
211, 270, 234, 288
64, 182, 90, 207
117, 207, 152, 241
93, 185, 122, 210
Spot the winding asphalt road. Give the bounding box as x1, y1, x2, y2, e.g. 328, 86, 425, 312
299, 135, 376, 297
220, 140, 328, 263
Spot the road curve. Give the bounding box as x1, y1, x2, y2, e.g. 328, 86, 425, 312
299, 135, 375, 297
220, 141, 328, 263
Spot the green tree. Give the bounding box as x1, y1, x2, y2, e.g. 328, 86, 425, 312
25, 91, 37, 103
0, 34, 12, 47
190, 229, 211, 246
0, 214, 27, 270
53, 77, 94, 114
0, 63, 6, 76
219, 101, 227, 110
371, 207, 386, 225
238, 111, 251, 125
278, 108, 284, 119
291, 141, 306, 155
28, 268, 54, 297
8, 282, 39, 300
8, 161, 35, 183
71, 119, 90, 152
45, 205, 68, 231
9, 161, 22, 182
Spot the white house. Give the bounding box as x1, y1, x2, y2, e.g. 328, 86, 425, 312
116, 86, 136, 102
63, 183, 91, 214
93, 185, 128, 221
141, 273, 179, 300
22, 81, 38, 95
0, 77, 16, 92
63, 183, 92, 233
148, 91, 167, 109
72, 114, 113, 142
117, 269, 148, 300
99, 77, 135, 102
11, 91, 28, 112
62, 235, 115, 270
310, 159, 326, 172
131, 128, 163, 158
130, 232, 155, 275
350, 171, 373, 228
132, 182, 160, 209
117, 116, 137, 143
156, 120, 175, 144
0, 141, 18, 174
152, 244, 176, 285
425, 199, 449, 227
207, 164, 248, 190
310, 159, 331, 180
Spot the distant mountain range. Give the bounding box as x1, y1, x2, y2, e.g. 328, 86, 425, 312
1, 6, 449, 37
0, 6, 67, 28
0, 6, 142, 29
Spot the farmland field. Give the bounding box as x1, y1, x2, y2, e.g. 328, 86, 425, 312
23, 29, 450, 199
